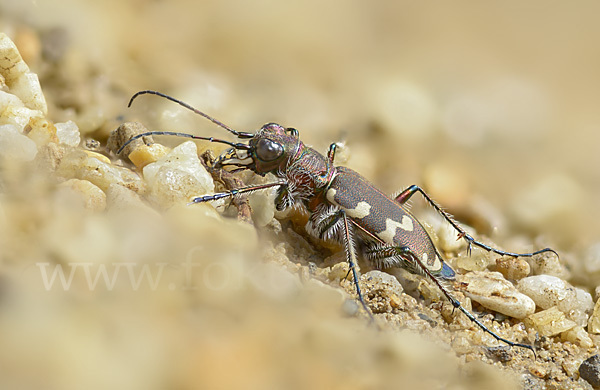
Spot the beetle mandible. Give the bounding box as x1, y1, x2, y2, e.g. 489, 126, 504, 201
118, 90, 558, 355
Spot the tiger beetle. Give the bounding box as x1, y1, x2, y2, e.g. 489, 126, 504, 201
119, 90, 558, 356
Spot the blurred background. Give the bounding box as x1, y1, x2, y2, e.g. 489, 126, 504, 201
3, 0, 600, 247
1, 1, 600, 389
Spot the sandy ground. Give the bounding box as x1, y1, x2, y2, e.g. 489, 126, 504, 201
1, 2, 600, 389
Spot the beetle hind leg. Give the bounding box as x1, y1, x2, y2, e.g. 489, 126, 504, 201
394, 185, 558, 259
365, 243, 535, 354
362, 242, 455, 281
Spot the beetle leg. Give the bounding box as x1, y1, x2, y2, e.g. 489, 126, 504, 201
394, 185, 558, 259
190, 182, 284, 204
327, 143, 337, 163
364, 243, 535, 355
340, 212, 375, 323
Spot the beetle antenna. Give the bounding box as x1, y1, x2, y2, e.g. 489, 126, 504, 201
128, 90, 255, 139
116, 131, 251, 155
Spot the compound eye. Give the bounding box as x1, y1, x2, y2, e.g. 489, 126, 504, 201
286, 127, 299, 137
256, 138, 284, 161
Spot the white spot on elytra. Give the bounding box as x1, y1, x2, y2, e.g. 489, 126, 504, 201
345, 201, 371, 219
326, 189, 370, 218
377, 216, 414, 243
326, 188, 337, 204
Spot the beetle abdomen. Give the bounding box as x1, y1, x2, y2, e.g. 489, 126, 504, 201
327, 166, 455, 280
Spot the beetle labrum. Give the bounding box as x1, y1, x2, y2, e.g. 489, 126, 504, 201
119, 90, 558, 355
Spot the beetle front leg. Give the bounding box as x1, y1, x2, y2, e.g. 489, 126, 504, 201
190, 182, 284, 204
394, 185, 558, 259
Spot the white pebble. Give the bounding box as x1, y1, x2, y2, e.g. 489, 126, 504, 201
57, 179, 106, 212
57, 150, 145, 193
0, 104, 44, 128
0, 123, 38, 161
0, 90, 24, 112
560, 326, 594, 349
524, 306, 577, 337
0, 33, 30, 83
362, 270, 404, 296
10, 71, 47, 114
143, 141, 216, 208
458, 271, 535, 319
588, 298, 600, 334
0, 33, 47, 114
55, 120, 81, 147
517, 275, 592, 326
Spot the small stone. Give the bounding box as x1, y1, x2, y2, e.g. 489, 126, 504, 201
362, 270, 403, 296
417, 278, 443, 302
517, 275, 592, 326
528, 251, 569, 279
362, 270, 404, 314
457, 271, 535, 319
575, 287, 596, 325
327, 260, 349, 282
83, 150, 111, 165
10, 71, 47, 114
57, 179, 106, 212
441, 294, 473, 329
35, 142, 67, 171
128, 143, 171, 169
55, 120, 80, 147
496, 256, 530, 280
57, 150, 145, 193
389, 293, 403, 310
342, 298, 359, 317
0, 33, 47, 114
1, 103, 44, 128
143, 141, 216, 209
523, 306, 576, 337
580, 354, 600, 389
562, 358, 581, 378
455, 251, 491, 272
107, 121, 154, 157
517, 275, 573, 309
451, 335, 472, 355
247, 177, 276, 227
588, 297, 600, 334
0, 123, 38, 161
528, 363, 547, 379
25, 116, 58, 147
436, 222, 468, 254
561, 326, 594, 349
386, 267, 419, 294
0, 33, 30, 82
0, 90, 25, 113
105, 183, 157, 215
